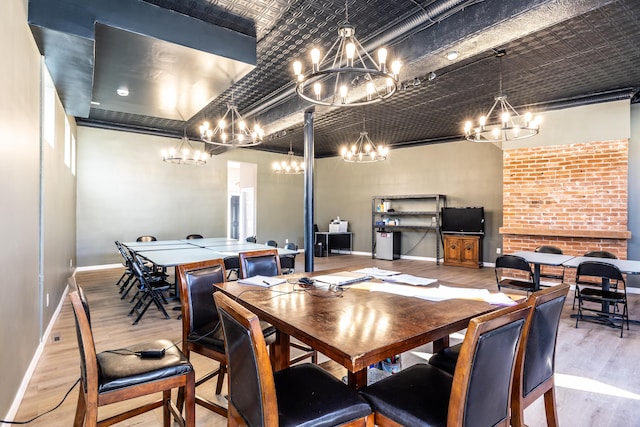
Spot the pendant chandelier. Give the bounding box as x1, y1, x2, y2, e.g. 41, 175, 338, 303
199, 92, 264, 147
162, 129, 208, 165
464, 50, 541, 142
272, 142, 304, 175
341, 117, 388, 163
292, 0, 401, 107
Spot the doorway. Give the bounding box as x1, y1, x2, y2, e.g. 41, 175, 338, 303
227, 161, 257, 241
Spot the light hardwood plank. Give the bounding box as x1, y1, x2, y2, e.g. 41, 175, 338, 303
12, 255, 640, 426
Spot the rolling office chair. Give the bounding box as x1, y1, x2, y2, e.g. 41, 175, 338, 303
279, 243, 298, 274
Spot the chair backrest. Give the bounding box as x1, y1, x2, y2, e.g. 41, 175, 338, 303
535, 245, 563, 255
214, 292, 278, 426
265, 240, 278, 248
583, 250, 617, 259
239, 249, 281, 279
283, 242, 298, 251
136, 235, 157, 242
115, 241, 132, 267
185, 234, 204, 239
177, 260, 226, 336
246, 236, 257, 243
68, 279, 98, 397
448, 302, 531, 427
495, 255, 534, 283
516, 283, 569, 399
576, 260, 625, 287
224, 256, 240, 271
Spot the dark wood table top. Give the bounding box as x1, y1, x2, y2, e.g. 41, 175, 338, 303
215, 268, 505, 388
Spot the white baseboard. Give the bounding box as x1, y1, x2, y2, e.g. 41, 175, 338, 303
2, 284, 70, 426
76, 263, 122, 271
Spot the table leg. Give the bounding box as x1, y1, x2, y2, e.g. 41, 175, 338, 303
533, 264, 541, 291
269, 330, 291, 371
347, 369, 368, 390
432, 335, 450, 353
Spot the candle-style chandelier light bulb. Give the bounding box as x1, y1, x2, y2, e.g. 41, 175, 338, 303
162, 128, 208, 165
292, 0, 401, 107
341, 117, 388, 163
464, 50, 541, 142
200, 90, 264, 147
273, 141, 305, 175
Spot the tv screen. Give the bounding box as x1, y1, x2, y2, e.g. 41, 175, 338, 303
441, 207, 484, 233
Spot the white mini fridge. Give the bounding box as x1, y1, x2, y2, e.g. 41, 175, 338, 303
375, 231, 401, 260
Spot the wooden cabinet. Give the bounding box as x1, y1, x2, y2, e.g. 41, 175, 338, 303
443, 234, 483, 268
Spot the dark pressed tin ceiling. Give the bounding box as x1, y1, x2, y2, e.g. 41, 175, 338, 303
29, 0, 640, 158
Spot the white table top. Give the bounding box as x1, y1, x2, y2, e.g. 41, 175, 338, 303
181, 237, 240, 247
511, 251, 575, 266
136, 247, 224, 267
124, 243, 196, 251
122, 240, 186, 248
562, 256, 640, 274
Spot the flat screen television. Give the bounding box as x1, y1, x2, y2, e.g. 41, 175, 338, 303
441, 207, 485, 234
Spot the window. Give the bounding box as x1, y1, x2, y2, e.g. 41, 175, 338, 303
64, 116, 71, 167
42, 62, 55, 147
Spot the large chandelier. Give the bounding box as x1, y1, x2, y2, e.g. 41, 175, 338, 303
341, 118, 388, 163
162, 130, 208, 165
292, 1, 401, 107
464, 50, 541, 142
199, 95, 264, 147
272, 142, 304, 175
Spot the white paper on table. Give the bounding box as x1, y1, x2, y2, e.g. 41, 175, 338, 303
382, 274, 437, 286
312, 272, 372, 286
237, 275, 286, 287
352, 267, 400, 277
482, 292, 518, 306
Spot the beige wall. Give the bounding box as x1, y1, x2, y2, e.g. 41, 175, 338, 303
0, 0, 76, 419
76, 128, 306, 265
316, 140, 504, 260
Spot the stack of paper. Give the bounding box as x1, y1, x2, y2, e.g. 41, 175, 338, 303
237, 275, 286, 287
366, 283, 516, 305
382, 274, 437, 286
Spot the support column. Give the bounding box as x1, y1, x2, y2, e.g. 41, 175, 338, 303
303, 107, 315, 272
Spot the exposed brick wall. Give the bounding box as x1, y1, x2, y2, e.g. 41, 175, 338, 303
502, 140, 629, 267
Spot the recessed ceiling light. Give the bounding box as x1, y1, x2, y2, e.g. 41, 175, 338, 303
116, 87, 129, 97
446, 51, 459, 61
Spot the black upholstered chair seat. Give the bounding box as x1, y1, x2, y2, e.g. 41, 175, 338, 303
188, 320, 276, 351
96, 339, 192, 394
427, 345, 461, 376
499, 278, 534, 291
360, 364, 452, 427
275, 364, 372, 427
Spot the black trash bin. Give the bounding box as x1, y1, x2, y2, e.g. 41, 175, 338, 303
314, 241, 324, 257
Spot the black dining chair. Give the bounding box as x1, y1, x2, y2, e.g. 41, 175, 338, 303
572, 251, 620, 309
69, 280, 195, 427
223, 256, 240, 280
245, 236, 257, 243
495, 254, 537, 295
214, 292, 373, 427
279, 243, 298, 274
265, 239, 278, 248
429, 284, 570, 427
360, 302, 531, 427
584, 250, 618, 259
185, 234, 203, 239
136, 235, 157, 242
575, 261, 628, 337
535, 245, 566, 286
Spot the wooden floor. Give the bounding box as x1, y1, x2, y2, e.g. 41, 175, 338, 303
12, 254, 640, 426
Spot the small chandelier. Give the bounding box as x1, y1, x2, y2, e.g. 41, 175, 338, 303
292, 1, 401, 107
162, 130, 208, 165
464, 50, 541, 142
199, 93, 264, 147
272, 142, 304, 175
341, 118, 388, 163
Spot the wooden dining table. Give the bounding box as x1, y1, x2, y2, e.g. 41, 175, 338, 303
214, 269, 509, 389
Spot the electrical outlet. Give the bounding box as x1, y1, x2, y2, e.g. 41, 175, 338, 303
46, 293, 49, 307
496, 248, 501, 254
